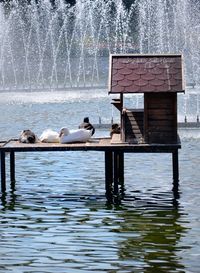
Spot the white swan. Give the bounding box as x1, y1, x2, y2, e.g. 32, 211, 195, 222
39, 129, 60, 143
59, 127, 92, 144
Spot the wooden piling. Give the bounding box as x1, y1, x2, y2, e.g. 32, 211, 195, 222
118, 152, 124, 185
105, 151, 113, 198
172, 150, 179, 191
10, 151, 15, 190
10, 151, 15, 182
113, 152, 119, 195
1, 151, 6, 192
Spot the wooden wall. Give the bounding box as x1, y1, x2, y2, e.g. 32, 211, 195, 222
144, 93, 177, 144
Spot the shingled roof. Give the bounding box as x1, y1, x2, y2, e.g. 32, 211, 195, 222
109, 54, 185, 93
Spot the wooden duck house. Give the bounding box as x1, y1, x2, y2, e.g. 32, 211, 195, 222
109, 54, 185, 144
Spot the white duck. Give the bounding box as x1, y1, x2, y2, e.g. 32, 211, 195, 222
59, 127, 92, 144
39, 129, 60, 143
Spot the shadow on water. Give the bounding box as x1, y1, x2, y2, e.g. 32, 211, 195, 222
113, 193, 188, 273
0, 186, 190, 273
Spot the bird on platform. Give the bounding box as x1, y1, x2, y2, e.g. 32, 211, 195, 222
19, 129, 37, 144
110, 123, 120, 137
78, 117, 95, 136
59, 127, 92, 144
39, 129, 60, 143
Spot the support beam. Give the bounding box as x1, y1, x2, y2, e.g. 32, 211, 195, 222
105, 151, 113, 199
10, 151, 15, 189
118, 152, 124, 193
172, 150, 179, 192
113, 152, 118, 195
1, 151, 6, 192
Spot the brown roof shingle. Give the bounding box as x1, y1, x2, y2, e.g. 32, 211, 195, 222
109, 54, 184, 93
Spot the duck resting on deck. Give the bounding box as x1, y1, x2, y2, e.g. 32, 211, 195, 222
19, 129, 37, 143
78, 117, 95, 136
39, 123, 93, 144
59, 127, 92, 144
39, 129, 60, 143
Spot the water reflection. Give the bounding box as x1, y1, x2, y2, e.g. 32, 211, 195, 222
0, 191, 17, 211
0, 189, 188, 272
114, 196, 188, 272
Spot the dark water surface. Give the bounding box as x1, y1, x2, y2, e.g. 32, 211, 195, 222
0, 91, 199, 273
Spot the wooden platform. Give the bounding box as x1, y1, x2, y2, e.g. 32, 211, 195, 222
0, 137, 181, 200
0, 137, 181, 152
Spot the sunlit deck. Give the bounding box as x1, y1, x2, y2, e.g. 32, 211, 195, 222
0, 136, 181, 200
0, 136, 181, 152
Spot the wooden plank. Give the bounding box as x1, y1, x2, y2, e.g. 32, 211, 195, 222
148, 114, 174, 120
126, 121, 143, 127
125, 124, 143, 129
148, 120, 173, 126
126, 113, 143, 118
148, 131, 176, 137
147, 109, 174, 115
1, 139, 181, 152
121, 110, 126, 142
99, 138, 111, 146
126, 122, 143, 130
125, 125, 143, 132
147, 134, 177, 144
126, 126, 143, 133
105, 151, 113, 200
125, 118, 143, 125
127, 109, 143, 112
147, 98, 173, 105
150, 122, 173, 127
1, 151, 6, 192
126, 111, 143, 115
125, 127, 143, 133
126, 118, 143, 124
172, 150, 179, 190
145, 92, 176, 101
118, 152, 124, 189
126, 135, 143, 142
126, 131, 143, 137
147, 103, 174, 109
111, 134, 121, 144
113, 152, 119, 196
147, 126, 174, 132
125, 109, 143, 113
172, 93, 178, 140
10, 151, 15, 183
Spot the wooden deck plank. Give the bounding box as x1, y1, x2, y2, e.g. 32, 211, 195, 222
1, 137, 181, 194
0, 137, 181, 153
110, 134, 121, 144
0, 141, 7, 147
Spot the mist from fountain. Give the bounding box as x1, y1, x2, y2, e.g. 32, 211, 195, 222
137, 0, 200, 85
0, 0, 135, 90
0, 0, 200, 93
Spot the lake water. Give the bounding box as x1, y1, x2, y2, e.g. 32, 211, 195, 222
0, 90, 199, 273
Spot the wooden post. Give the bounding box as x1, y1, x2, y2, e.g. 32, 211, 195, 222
121, 110, 125, 142
113, 152, 119, 196
172, 150, 179, 192
105, 151, 113, 199
1, 151, 6, 192
118, 152, 124, 193
10, 151, 15, 188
